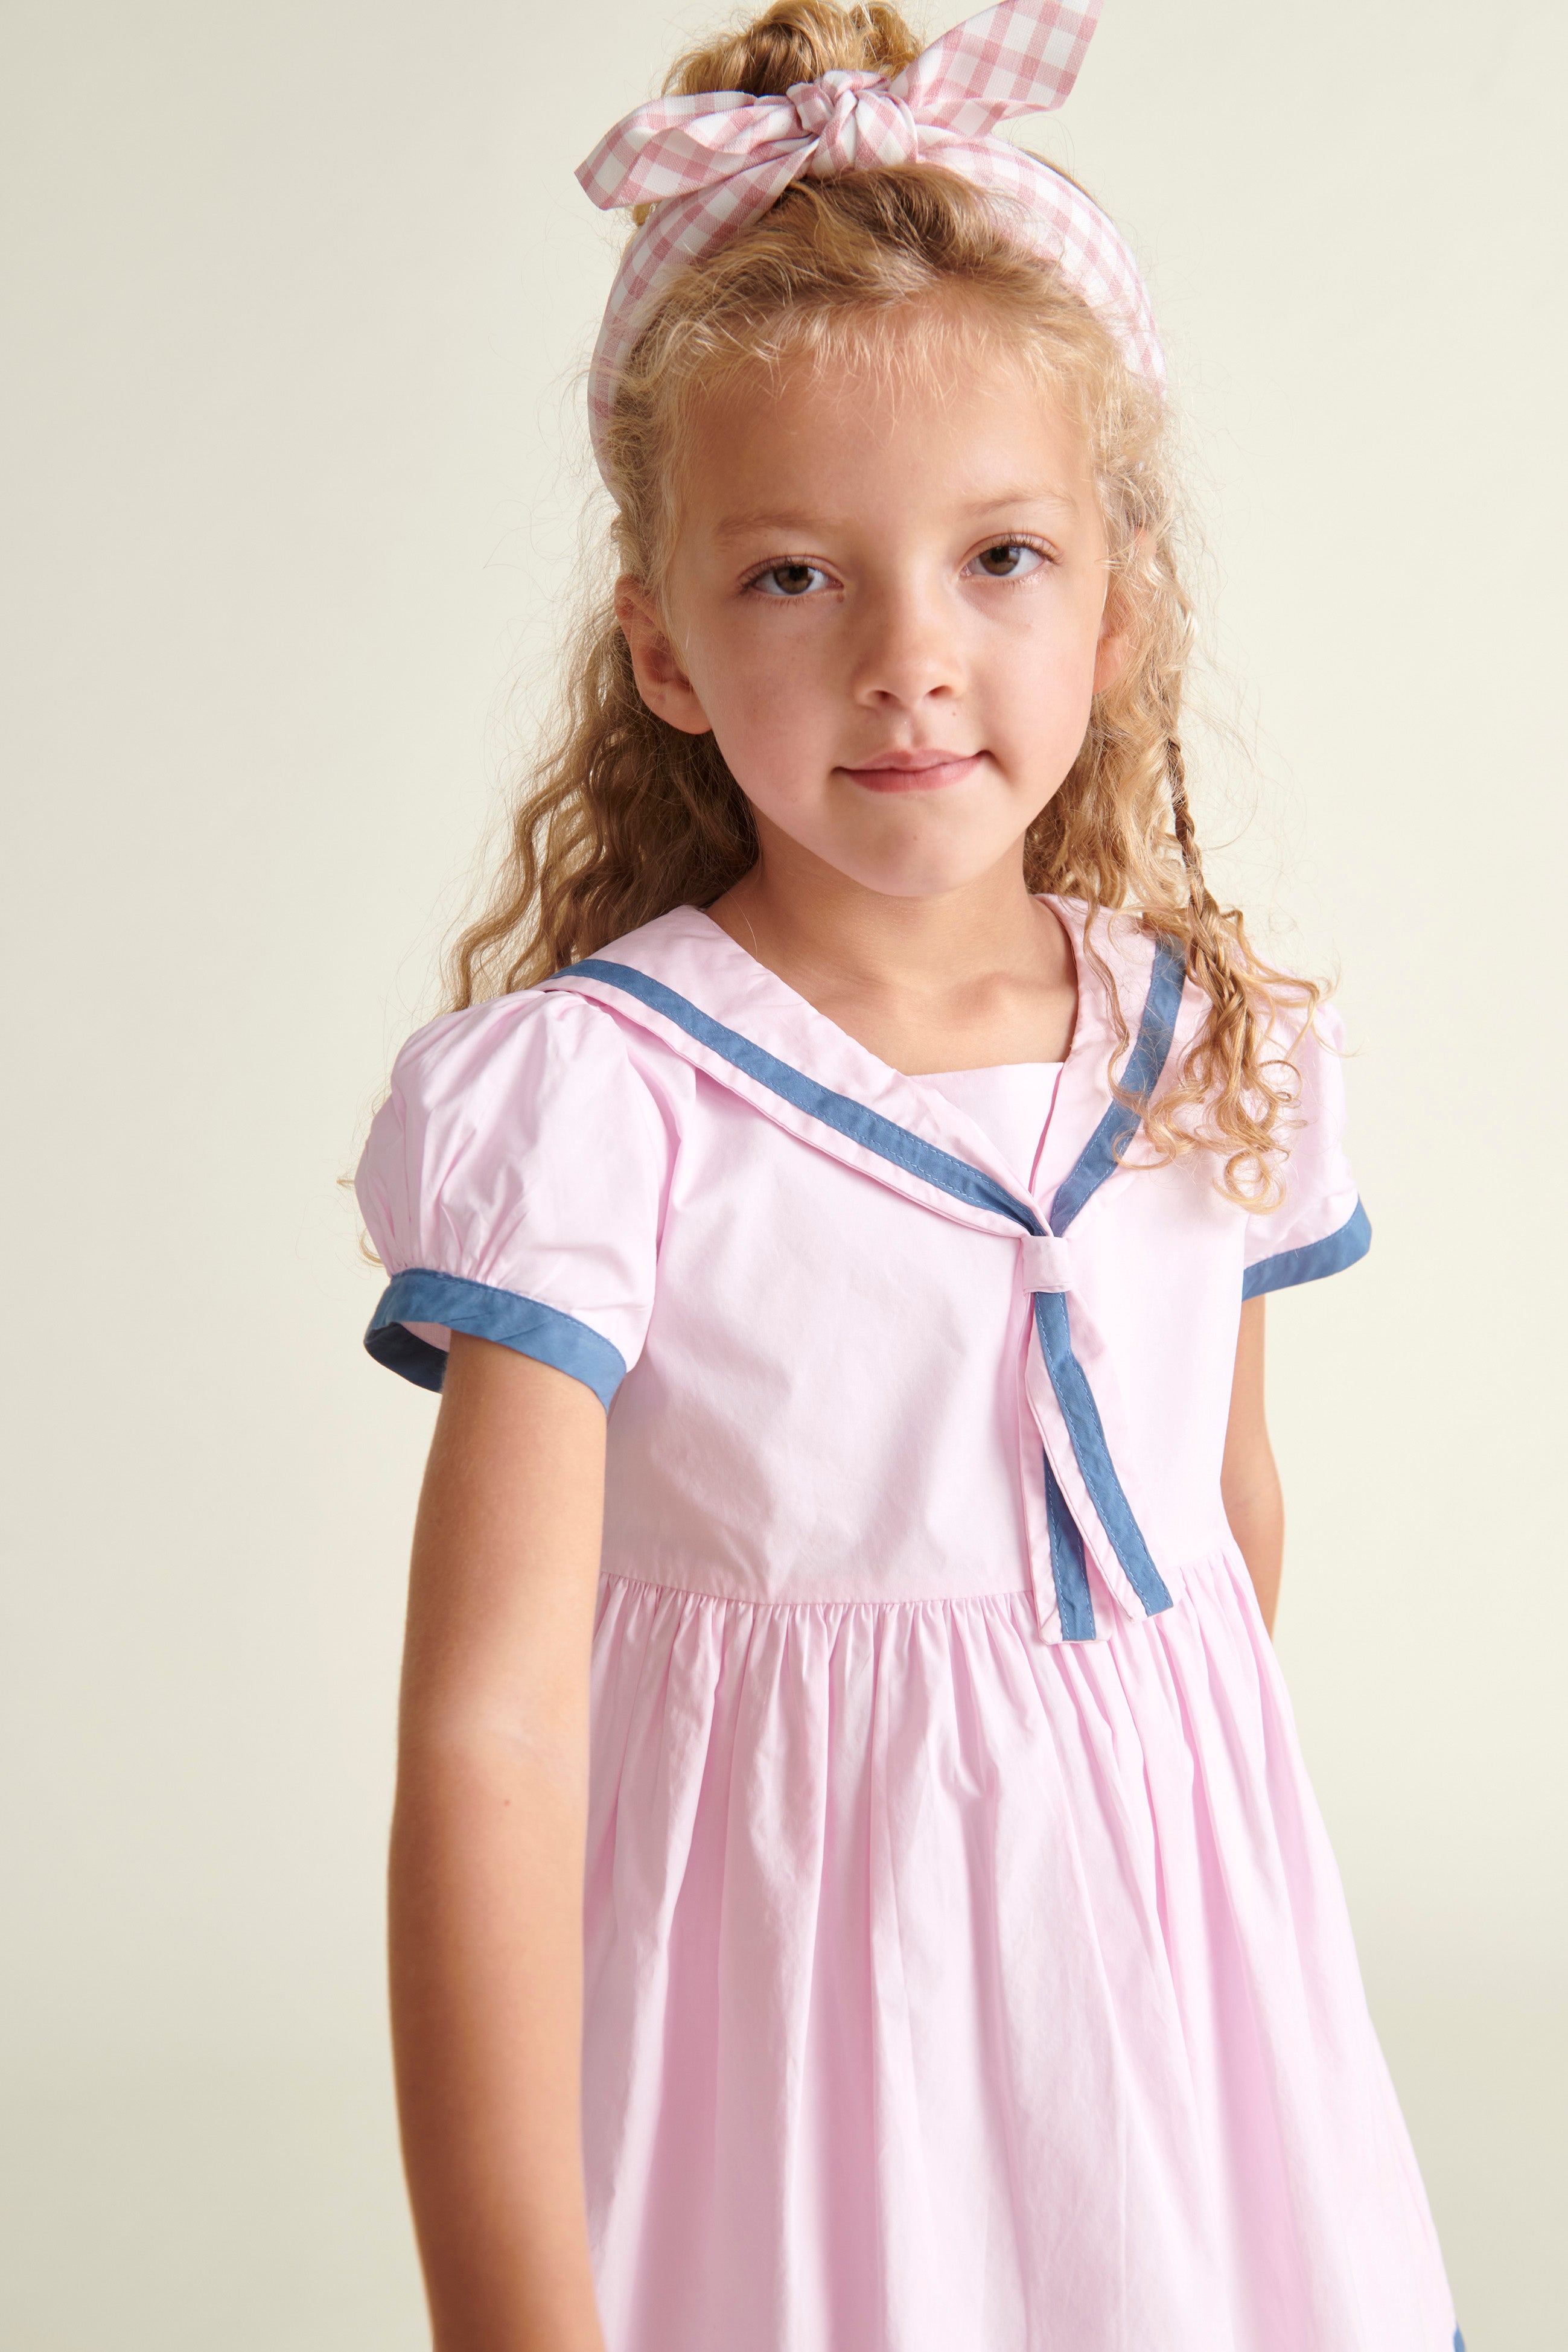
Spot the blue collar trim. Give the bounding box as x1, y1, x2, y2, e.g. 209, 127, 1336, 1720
1048, 932, 1186, 1232
569, 957, 1048, 1234
569, 929, 1185, 1241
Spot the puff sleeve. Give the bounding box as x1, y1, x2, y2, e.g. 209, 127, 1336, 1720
354, 990, 669, 1404
1241, 1001, 1372, 1299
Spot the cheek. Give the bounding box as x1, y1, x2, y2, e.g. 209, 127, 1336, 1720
992, 611, 1099, 738
698, 620, 835, 763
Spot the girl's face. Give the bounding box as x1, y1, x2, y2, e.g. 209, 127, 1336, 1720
619, 333, 1130, 902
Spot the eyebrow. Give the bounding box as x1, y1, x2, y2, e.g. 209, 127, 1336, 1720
710, 488, 1079, 543
960, 487, 1080, 514
711, 512, 829, 543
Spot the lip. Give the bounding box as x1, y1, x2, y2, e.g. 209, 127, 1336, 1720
841, 749, 984, 794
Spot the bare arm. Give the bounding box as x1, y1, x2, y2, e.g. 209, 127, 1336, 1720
390, 1331, 608, 2352
1220, 1296, 1285, 1635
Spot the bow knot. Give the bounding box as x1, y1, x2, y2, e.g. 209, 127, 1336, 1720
786, 71, 920, 173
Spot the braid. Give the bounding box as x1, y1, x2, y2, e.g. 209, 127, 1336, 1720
1165, 738, 1237, 1006
1164, 736, 1200, 907
1166, 739, 1226, 965
1147, 735, 1306, 1200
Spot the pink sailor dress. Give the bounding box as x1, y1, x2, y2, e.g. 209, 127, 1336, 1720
355, 896, 1461, 2352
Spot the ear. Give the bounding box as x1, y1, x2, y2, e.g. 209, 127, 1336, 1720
615, 577, 712, 736
1092, 536, 1144, 697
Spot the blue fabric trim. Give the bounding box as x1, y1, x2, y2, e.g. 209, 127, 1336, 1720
1048, 932, 1186, 1232
364, 1313, 450, 1394
1453, 2328, 1465, 2351
1242, 1199, 1372, 1301
1034, 1292, 1173, 1616
365, 1268, 628, 1407
569, 958, 1047, 1235
1044, 1455, 1097, 1640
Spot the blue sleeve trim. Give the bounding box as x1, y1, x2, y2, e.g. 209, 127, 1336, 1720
1242, 1199, 1372, 1301
363, 1268, 628, 1407
1049, 933, 1186, 1232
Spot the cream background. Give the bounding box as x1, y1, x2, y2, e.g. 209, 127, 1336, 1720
4, 1, 1564, 2344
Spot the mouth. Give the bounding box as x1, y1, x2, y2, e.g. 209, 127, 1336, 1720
840, 749, 984, 795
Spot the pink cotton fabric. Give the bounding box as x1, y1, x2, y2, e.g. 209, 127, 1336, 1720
920, 1059, 1064, 1185
357, 899, 1456, 2350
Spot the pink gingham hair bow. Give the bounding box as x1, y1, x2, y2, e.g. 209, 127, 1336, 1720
575, 0, 1162, 473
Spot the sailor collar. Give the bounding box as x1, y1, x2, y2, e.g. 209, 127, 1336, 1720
543, 896, 1209, 1642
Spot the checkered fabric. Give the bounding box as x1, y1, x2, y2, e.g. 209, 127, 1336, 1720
575, 0, 1162, 474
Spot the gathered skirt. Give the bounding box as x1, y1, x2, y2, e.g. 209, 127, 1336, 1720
581, 1549, 1456, 2352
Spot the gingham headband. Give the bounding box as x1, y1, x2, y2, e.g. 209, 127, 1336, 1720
575, 0, 1162, 475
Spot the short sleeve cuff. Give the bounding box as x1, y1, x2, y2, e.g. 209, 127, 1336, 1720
1242, 1199, 1372, 1301
365, 1268, 628, 1406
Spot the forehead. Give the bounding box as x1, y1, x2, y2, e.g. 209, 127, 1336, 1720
678, 328, 1097, 537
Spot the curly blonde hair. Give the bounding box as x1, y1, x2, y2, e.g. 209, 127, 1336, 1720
447, 0, 1319, 1206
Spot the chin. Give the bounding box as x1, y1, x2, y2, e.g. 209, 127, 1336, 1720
823, 790, 1041, 901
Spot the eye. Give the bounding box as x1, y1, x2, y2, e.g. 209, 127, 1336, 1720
967, 541, 1048, 580
747, 561, 833, 599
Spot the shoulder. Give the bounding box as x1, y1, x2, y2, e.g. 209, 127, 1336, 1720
1255, 989, 1349, 1110
387, 983, 638, 1107
356, 989, 674, 1398
355, 981, 679, 1322
1040, 897, 1197, 1072
378, 981, 680, 1161
359, 986, 671, 1248
1041, 894, 1182, 1002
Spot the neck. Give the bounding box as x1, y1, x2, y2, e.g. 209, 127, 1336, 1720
706, 823, 1077, 1072
719, 830, 1042, 992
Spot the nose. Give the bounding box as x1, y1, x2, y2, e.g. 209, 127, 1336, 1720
849, 575, 966, 713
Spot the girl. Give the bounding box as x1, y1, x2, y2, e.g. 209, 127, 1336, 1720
356, 2, 1460, 2345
